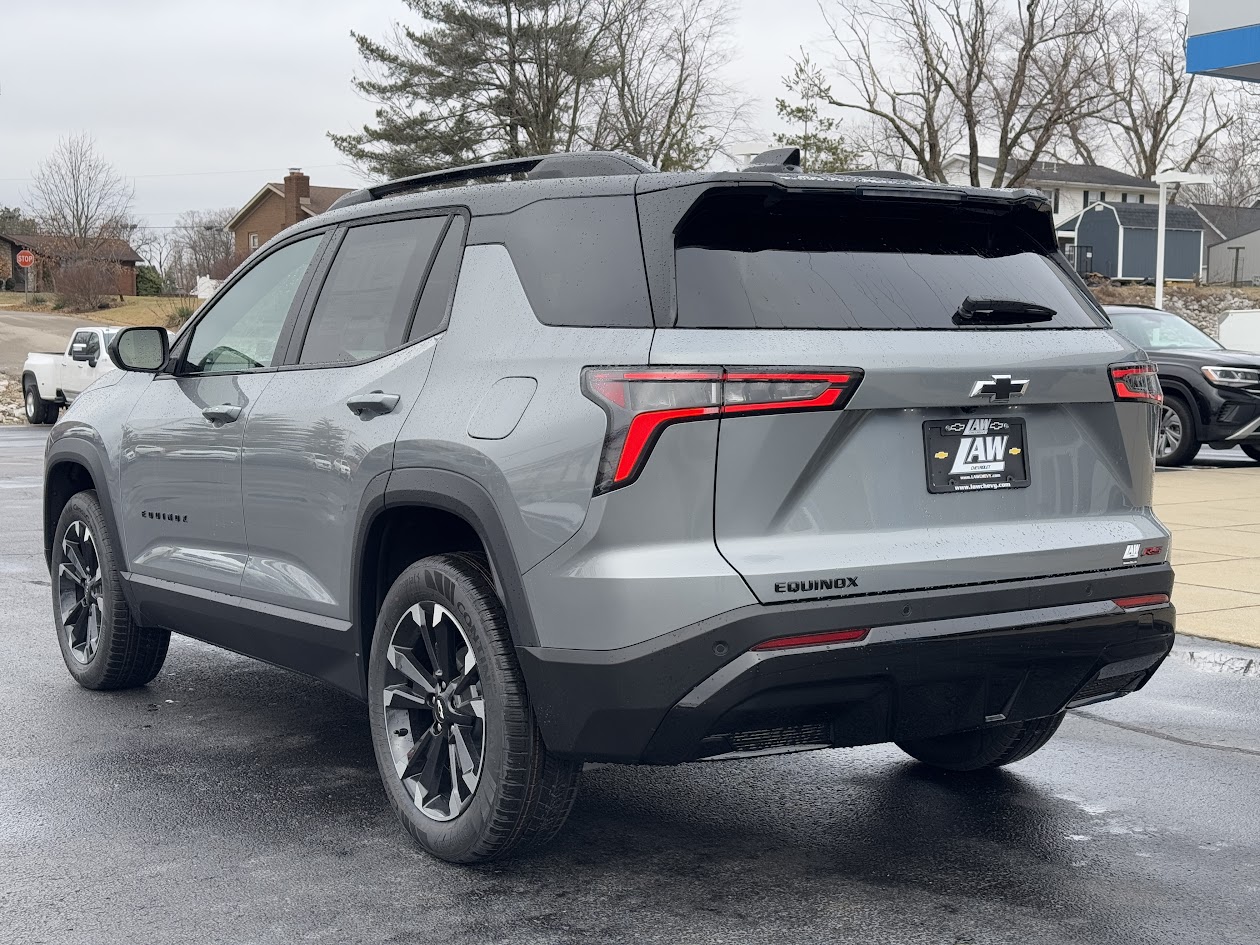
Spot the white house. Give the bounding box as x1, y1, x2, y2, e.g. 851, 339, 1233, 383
942, 155, 1160, 229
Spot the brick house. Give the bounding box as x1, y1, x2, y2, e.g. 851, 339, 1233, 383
227, 169, 352, 258
0, 233, 143, 295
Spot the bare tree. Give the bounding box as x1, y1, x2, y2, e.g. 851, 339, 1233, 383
27, 134, 134, 243
591, 0, 745, 170
25, 134, 135, 309
811, 0, 1112, 185
163, 209, 238, 295
1197, 88, 1260, 207
1065, 0, 1232, 180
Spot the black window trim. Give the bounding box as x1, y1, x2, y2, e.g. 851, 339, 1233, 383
167, 226, 336, 378
276, 205, 469, 372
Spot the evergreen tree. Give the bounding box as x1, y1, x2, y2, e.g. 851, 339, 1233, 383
774, 55, 860, 173
330, 0, 615, 177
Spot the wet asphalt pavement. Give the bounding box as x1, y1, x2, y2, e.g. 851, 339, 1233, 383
2, 425, 1258, 945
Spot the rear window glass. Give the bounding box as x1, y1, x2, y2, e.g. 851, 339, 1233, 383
674, 190, 1104, 330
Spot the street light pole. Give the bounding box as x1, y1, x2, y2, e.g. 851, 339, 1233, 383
1155, 181, 1169, 310
1153, 170, 1214, 310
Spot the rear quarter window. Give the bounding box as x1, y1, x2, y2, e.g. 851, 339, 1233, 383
473, 195, 653, 328
674, 189, 1105, 330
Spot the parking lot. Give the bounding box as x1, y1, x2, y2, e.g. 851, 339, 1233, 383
1, 424, 1257, 944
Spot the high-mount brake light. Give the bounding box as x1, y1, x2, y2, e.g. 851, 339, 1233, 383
1110, 364, 1163, 405
581, 366, 863, 493
751, 628, 870, 651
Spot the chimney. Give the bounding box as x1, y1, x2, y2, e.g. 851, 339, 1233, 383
283, 167, 310, 228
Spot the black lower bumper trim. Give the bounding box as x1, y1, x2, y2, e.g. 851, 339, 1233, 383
518, 565, 1175, 763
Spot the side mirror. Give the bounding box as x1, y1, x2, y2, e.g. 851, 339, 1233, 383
108, 326, 170, 373
70, 344, 92, 363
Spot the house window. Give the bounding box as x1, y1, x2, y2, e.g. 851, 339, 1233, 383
1053, 189, 1060, 213
1099, 191, 1107, 202
1139, 194, 1146, 204
248, 232, 259, 250
1121, 193, 1129, 203
1083, 191, 1091, 206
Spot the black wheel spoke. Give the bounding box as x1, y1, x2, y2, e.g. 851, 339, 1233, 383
416, 729, 449, 798
384, 684, 429, 712
388, 645, 437, 695
400, 729, 437, 782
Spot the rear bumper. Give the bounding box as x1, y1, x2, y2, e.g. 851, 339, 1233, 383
518, 565, 1175, 763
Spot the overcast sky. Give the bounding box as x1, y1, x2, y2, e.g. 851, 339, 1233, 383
0, 0, 832, 229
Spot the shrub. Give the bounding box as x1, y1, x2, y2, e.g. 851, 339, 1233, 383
2, 278, 11, 291
32, 294, 47, 304
51, 299, 66, 311
136, 265, 163, 296
55, 259, 119, 312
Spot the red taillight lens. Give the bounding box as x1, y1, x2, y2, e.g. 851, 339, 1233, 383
581, 366, 863, 493
751, 628, 870, 651
1112, 594, 1170, 610
1110, 364, 1162, 405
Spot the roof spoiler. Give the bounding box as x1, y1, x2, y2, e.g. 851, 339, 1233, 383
328, 151, 655, 211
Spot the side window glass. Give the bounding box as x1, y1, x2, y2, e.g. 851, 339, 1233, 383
299, 216, 447, 365
84, 333, 100, 358
183, 236, 322, 374
409, 216, 466, 342
72, 331, 93, 355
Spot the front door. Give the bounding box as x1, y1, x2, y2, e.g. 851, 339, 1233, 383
120, 233, 326, 597
63, 330, 98, 400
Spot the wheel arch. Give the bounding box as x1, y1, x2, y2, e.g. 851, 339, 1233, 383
43, 441, 118, 571
353, 467, 540, 693
1157, 376, 1205, 429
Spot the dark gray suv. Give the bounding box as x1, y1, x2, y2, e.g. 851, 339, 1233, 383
43, 149, 1175, 863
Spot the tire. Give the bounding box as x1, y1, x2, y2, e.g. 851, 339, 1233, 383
23, 375, 57, 425
1156, 395, 1200, 467
896, 713, 1065, 772
367, 552, 580, 864
52, 491, 170, 690
1242, 445, 1260, 463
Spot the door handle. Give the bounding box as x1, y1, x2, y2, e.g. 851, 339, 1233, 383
346, 391, 401, 418
202, 404, 242, 424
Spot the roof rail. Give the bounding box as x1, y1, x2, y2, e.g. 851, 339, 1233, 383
328, 151, 655, 211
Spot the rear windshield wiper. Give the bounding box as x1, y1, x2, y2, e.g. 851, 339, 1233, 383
953, 297, 1056, 325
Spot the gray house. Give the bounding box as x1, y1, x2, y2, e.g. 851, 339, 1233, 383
1193, 203, 1260, 285
1057, 202, 1205, 281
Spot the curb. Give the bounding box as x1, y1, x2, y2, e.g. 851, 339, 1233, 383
1170, 636, 1260, 677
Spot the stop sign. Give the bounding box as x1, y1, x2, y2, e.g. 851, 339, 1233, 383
15, 249, 34, 269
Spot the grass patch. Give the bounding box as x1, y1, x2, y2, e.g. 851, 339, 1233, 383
0, 290, 205, 327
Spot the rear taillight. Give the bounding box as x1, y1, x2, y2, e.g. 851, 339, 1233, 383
1110, 364, 1162, 405
751, 628, 870, 651
581, 366, 863, 493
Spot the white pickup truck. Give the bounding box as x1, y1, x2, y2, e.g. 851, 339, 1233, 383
22, 326, 122, 424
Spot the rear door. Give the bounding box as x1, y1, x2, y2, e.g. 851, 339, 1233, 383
648, 186, 1168, 604
239, 211, 464, 641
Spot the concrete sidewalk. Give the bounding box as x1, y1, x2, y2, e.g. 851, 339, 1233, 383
1156, 461, 1260, 648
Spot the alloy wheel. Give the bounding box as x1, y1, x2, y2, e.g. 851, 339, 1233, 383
58, 520, 104, 664
25, 389, 36, 420
1157, 404, 1182, 459
382, 601, 485, 822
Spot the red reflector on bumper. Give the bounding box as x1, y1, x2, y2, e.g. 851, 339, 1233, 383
751, 628, 870, 651
1112, 594, 1170, 609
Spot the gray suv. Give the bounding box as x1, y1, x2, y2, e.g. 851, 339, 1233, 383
43, 149, 1175, 863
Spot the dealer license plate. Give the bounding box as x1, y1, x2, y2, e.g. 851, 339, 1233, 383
924, 417, 1030, 494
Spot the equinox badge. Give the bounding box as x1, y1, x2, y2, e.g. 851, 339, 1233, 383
970, 374, 1029, 402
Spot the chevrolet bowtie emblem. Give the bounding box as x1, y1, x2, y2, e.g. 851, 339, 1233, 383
970, 374, 1029, 401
